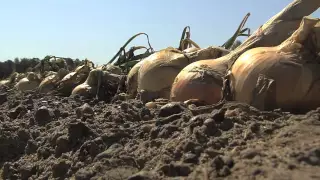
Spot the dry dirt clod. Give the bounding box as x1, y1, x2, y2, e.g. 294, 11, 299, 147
0, 93, 7, 105
182, 153, 198, 163
55, 135, 70, 157
8, 105, 27, 119
52, 159, 71, 178
34, 106, 54, 125
158, 102, 185, 117
139, 107, 152, 121
211, 109, 225, 122
68, 121, 93, 143
19, 164, 37, 180
159, 163, 191, 177
25, 139, 38, 154
76, 103, 94, 118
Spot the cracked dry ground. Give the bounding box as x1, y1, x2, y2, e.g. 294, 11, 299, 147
0, 86, 319, 180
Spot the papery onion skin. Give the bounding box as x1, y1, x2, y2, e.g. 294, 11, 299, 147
138, 49, 183, 98
183, 47, 200, 53
126, 60, 145, 98
126, 47, 201, 99
72, 69, 102, 97
170, 17, 320, 107
138, 47, 230, 101
230, 46, 320, 111
57, 65, 91, 96
39, 74, 57, 93
170, 59, 227, 104
72, 69, 122, 97
230, 17, 320, 111
14, 72, 40, 91
38, 68, 70, 93
60, 72, 76, 83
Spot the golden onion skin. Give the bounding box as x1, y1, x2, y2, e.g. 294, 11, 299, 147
138, 49, 183, 99
127, 47, 178, 99
71, 83, 92, 97
57, 65, 90, 96
0, 80, 10, 86
39, 74, 57, 93
0, 72, 19, 86
230, 46, 320, 111
38, 69, 69, 93
14, 72, 40, 92
183, 47, 200, 53
170, 17, 320, 107
60, 72, 76, 82
138, 46, 230, 101
104, 64, 122, 75
230, 17, 320, 111
72, 69, 102, 97
126, 60, 144, 98
96, 64, 122, 75
170, 59, 227, 104
72, 69, 122, 97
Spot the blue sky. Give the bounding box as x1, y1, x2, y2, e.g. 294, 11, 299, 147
0, 0, 319, 64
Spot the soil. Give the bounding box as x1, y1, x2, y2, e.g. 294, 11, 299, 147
0, 85, 319, 180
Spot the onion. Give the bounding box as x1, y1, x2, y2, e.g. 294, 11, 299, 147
0, 79, 10, 86
229, 17, 320, 111
183, 47, 200, 53
0, 72, 19, 86
170, 1, 320, 105
138, 46, 230, 101
39, 73, 57, 93
56, 63, 92, 96
72, 69, 122, 97
170, 58, 228, 104
15, 73, 26, 83
97, 64, 122, 75
39, 68, 69, 93
138, 13, 253, 103
126, 60, 144, 98
14, 72, 40, 91
126, 26, 201, 99
71, 69, 103, 97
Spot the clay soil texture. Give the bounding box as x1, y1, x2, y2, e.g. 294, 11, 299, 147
0, 86, 319, 180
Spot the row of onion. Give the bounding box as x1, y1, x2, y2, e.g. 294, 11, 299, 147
170, 17, 320, 112
4, 0, 320, 113
128, 0, 320, 112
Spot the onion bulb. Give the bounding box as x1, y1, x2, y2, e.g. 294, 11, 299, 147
138, 46, 230, 102
71, 69, 103, 97
126, 60, 144, 98
96, 64, 122, 75
72, 69, 122, 97
170, 59, 228, 104
39, 68, 69, 93
126, 26, 201, 99
229, 17, 320, 111
14, 72, 40, 91
57, 64, 92, 95
183, 47, 200, 53
0, 72, 19, 86
170, 13, 317, 105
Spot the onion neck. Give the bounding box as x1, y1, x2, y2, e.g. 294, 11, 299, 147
279, 17, 319, 53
